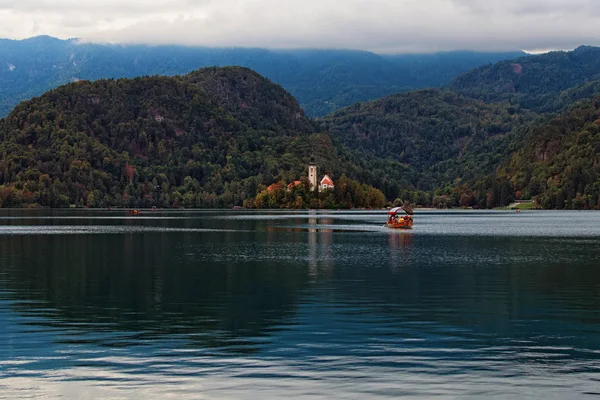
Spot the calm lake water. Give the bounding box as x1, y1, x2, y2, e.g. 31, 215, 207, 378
0, 210, 599, 399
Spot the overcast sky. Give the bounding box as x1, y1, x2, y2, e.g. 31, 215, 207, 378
0, 0, 598, 53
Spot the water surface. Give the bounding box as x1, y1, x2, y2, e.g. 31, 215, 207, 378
0, 210, 599, 399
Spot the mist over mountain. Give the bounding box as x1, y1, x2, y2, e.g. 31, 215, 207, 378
0, 36, 524, 117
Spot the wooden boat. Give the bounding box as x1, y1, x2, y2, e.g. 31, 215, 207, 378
386, 206, 414, 229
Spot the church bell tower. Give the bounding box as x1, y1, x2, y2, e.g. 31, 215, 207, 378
308, 155, 318, 191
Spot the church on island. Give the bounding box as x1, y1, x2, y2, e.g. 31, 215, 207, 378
267, 158, 334, 193
308, 158, 334, 192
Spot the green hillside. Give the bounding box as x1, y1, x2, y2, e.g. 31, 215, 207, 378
451, 46, 600, 113
0, 68, 318, 207
318, 45, 600, 209
4, 46, 600, 209
0, 36, 524, 117
466, 97, 600, 209
321, 89, 536, 191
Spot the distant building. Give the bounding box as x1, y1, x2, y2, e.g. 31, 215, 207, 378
301, 157, 335, 192
319, 175, 335, 192
268, 157, 335, 195
308, 157, 318, 191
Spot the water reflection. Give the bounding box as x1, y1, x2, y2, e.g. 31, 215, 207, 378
321, 218, 333, 275
308, 224, 317, 278
388, 231, 413, 273
0, 210, 600, 399
0, 234, 309, 353
307, 215, 334, 279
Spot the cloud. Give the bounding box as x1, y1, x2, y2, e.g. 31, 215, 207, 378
0, 0, 598, 52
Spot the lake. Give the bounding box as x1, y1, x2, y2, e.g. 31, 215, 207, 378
0, 210, 599, 399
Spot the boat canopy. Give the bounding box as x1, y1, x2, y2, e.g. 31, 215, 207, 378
388, 205, 414, 215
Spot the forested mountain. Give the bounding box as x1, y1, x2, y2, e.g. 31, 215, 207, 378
5, 43, 600, 209
0, 36, 523, 117
0, 67, 313, 208
441, 46, 600, 208
0, 67, 400, 208
318, 45, 600, 209
464, 97, 600, 209
451, 46, 600, 113
321, 89, 536, 191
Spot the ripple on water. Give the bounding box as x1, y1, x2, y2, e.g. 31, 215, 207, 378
1, 211, 600, 399
0, 225, 252, 235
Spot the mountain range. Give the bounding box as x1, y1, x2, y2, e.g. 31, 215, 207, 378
323, 45, 600, 209
0, 67, 399, 208
2, 38, 600, 209
0, 36, 524, 118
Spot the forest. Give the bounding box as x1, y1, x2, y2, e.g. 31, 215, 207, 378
320, 45, 600, 209
0, 67, 407, 208
3, 44, 600, 209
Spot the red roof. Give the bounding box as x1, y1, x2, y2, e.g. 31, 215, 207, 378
320, 175, 334, 186
287, 181, 302, 189
267, 183, 283, 192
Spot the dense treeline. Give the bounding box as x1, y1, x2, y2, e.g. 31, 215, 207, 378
0, 68, 322, 208
321, 46, 600, 209
5, 45, 600, 210
423, 97, 600, 210
321, 89, 535, 191
441, 46, 600, 209
465, 97, 600, 209
0, 67, 420, 209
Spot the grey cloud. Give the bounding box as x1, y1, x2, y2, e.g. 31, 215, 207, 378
0, 0, 207, 13
451, 0, 600, 15
0, 0, 599, 52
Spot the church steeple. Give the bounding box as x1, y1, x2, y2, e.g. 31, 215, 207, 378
308, 155, 318, 191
